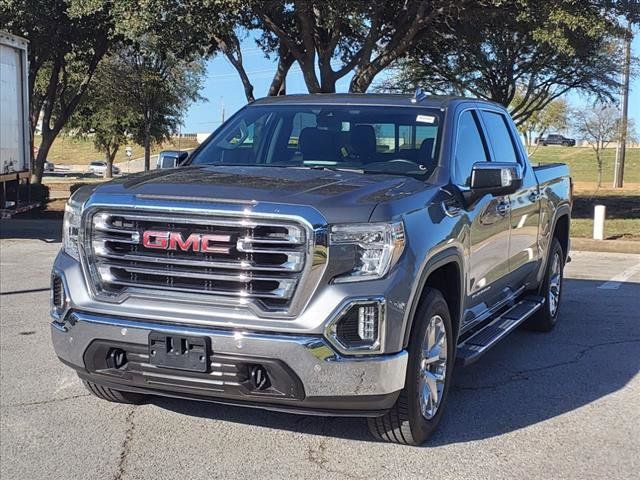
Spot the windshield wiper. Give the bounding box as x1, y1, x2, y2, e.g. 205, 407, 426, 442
298, 165, 365, 174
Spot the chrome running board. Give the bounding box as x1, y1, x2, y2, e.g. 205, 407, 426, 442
456, 296, 544, 366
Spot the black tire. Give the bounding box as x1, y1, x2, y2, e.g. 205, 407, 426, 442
368, 289, 455, 445
526, 238, 565, 332
82, 379, 146, 404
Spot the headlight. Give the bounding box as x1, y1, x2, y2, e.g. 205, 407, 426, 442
62, 187, 92, 260
62, 199, 82, 260
330, 221, 405, 283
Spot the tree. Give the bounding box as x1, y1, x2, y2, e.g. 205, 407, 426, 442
380, 0, 630, 126
517, 96, 569, 148
111, 40, 206, 171
67, 56, 137, 178
573, 103, 636, 187
170, 1, 472, 101
249, 1, 470, 94
0, 0, 122, 183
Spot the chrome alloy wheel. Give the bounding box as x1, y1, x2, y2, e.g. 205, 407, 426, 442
418, 314, 448, 420
548, 252, 562, 317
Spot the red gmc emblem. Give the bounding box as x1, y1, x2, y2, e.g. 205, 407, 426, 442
142, 230, 232, 254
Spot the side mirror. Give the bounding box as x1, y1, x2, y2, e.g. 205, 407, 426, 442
176, 151, 189, 165
464, 162, 523, 204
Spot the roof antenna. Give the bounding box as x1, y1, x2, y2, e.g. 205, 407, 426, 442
411, 88, 427, 103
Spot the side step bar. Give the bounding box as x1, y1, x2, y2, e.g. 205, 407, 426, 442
456, 296, 545, 366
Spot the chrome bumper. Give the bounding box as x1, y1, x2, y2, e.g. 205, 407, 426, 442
51, 312, 407, 401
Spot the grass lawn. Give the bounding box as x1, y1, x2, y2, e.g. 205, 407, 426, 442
529, 146, 640, 187
529, 146, 639, 239
571, 218, 639, 240
35, 135, 200, 165
571, 189, 639, 239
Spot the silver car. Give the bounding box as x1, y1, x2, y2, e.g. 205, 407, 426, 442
88, 161, 120, 176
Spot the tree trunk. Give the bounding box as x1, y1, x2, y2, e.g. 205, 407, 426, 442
596, 151, 603, 187
105, 146, 115, 179
237, 68, 255, 103
349, 68, 377, 93
144, 133, 151, 171
32, 132, 55, 184
268, 49, 294, 96
298, 59, 322, 93
217, 35, 255, 103
318, 56, 336, 93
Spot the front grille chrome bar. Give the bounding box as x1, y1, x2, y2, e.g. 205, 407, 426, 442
82, 208, 326, 316
91, 248, 305, 272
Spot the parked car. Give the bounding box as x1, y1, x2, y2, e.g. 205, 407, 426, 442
536, 134, 576, 147
51, 93, 572, 445
88, 161, 120, 176
43, 160, 54, 172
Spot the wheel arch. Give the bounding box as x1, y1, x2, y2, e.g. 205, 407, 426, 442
535, 206, 571, 292
552, 211, 570, 259
402, 249, 464, 349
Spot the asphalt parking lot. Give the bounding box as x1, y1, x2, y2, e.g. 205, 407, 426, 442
1, 220, 639, 479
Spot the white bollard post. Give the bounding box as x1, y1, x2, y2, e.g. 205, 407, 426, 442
593, 205, 606, 240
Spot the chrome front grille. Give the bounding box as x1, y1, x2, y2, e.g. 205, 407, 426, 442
83, 209, 320, 315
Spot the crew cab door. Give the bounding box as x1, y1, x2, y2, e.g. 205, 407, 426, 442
479, 109, 541, 288
454, 109, 512, 328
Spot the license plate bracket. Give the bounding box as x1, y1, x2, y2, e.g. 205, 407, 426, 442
148, 332, 210, 372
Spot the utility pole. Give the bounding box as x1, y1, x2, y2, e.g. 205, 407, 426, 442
220, 97, 225, 123
613, 21, 632, 188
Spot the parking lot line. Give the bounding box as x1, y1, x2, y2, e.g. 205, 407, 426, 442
597, 262, 640, 289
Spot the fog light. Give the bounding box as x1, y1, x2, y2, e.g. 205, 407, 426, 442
51, 273, 67, 319
358, 305, 378, 341
325, 298, 385, 354
52, 276, 65, 310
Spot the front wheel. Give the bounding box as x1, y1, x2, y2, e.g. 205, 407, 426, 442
368, 289, 454, 445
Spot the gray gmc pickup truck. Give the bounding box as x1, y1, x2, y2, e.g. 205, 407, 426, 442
51, 93, 571, 445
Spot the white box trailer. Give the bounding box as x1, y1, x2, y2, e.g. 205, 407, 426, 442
0, 31, 34, 215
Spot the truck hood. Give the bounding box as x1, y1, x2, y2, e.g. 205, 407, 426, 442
92, 165, 433, 223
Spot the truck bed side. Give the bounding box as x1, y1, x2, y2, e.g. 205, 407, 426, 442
533, 162, 572, 274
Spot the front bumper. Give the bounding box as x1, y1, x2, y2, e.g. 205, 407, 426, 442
51, 312, 408, 416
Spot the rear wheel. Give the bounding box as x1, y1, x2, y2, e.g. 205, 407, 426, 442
526, 238, 564, 331
82, 379, 146, 404
368, 289, 454, 445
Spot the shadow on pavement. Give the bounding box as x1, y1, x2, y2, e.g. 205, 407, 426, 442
151, 277, 640, 445
0, 217, 63, 242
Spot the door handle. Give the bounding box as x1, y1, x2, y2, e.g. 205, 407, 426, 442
496, 201, 511, 216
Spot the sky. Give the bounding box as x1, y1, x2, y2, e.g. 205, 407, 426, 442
182, 32, 640, 135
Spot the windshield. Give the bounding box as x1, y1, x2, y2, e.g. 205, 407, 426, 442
189, 105, 441, 177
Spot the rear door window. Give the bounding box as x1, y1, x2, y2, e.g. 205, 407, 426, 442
480, 111, 520, 164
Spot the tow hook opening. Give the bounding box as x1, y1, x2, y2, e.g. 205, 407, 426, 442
106, 348, 128, 370
249, 365, 271, 391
